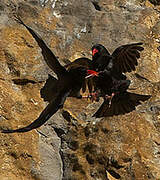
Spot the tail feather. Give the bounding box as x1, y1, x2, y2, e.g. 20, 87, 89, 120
93, 92, 151, 118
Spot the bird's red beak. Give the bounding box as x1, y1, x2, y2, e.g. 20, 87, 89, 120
86, 70, 99, 79
92, 48, 98, 56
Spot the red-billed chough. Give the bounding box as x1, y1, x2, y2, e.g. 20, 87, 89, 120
1, 17, 97, 133
1, 67, 97, 133
92, 70, 151, 117
91, 43, 151, 117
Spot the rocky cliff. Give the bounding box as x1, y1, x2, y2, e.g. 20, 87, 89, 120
0, 0, 160, 180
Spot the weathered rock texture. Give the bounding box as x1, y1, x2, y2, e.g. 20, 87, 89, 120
0, 0, 160, 180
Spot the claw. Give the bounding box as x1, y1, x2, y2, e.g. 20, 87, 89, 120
105, 93, 115, 108
82, 92, 99, 101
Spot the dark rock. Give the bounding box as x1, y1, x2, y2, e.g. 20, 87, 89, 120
83, 143, 98, 154
149, 0, 160, 5
12, 78, 37, 85
68, 140, 79, 151
86, 154, 94, 164
107, 169, 121, 179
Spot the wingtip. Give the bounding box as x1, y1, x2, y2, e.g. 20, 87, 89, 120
139, 94, 151, 102
13, 15, 23, 24
138, 42, 143, 45
92, 113, 96, 118
92, 113, 101, 118
133, 42, 143, 46
145, 95, 152, 100
1, 129, 16, 134
1, 128, 31, 133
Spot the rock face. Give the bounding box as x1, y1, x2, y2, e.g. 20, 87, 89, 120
0, 0, 160, 179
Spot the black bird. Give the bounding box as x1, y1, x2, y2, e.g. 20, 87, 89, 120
90, 43, 151, 117
92, 70, 151, 117
88, 42, 144, 101
40, 57, 94, 103
1, 67, 94, 133
1, 17, 97, 133
92, 43, 144, 80
82, 42, 144, 100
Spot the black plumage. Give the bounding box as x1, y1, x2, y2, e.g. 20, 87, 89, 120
93, 91, 151, 117
1, 17, 94, 133
2, 67, 88, 133
92, 43, 144, 80
41, 57, 93, 103
91, 43, 150, 117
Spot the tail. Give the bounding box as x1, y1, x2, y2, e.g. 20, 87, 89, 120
93, 92, 151, 118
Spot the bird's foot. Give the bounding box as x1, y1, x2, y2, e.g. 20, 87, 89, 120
105, 93, 115, 108
83, 92, 99, 102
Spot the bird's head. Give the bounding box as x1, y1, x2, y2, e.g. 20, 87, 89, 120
92, 44, 110, 59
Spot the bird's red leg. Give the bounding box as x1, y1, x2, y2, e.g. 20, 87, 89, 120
82, 91, 99, 101
105, 92, 115, 107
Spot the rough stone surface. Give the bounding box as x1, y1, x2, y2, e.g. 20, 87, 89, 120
0, 0, 160, 180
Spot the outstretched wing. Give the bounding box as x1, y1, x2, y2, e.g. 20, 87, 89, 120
93, 92, 151, 118
111, 42, 144, 74
1, 91, 70, 133
14, 16, 66, 79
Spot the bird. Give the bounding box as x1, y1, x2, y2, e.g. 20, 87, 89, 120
83, 42, 144, 100
91, 70, 151, 117
7, 16, 150, 120
89, 42, 144, 101
90, 43, 151, 117
1, 66, 97, 133
1, 16, 98, 133
40, 41, 150, 117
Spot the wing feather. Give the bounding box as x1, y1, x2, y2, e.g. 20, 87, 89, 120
15, 16, 66, 79
1, 90, 70, 133
65, 57, 92, 70
111, 42, 144, 74
93, 92, 150, 118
